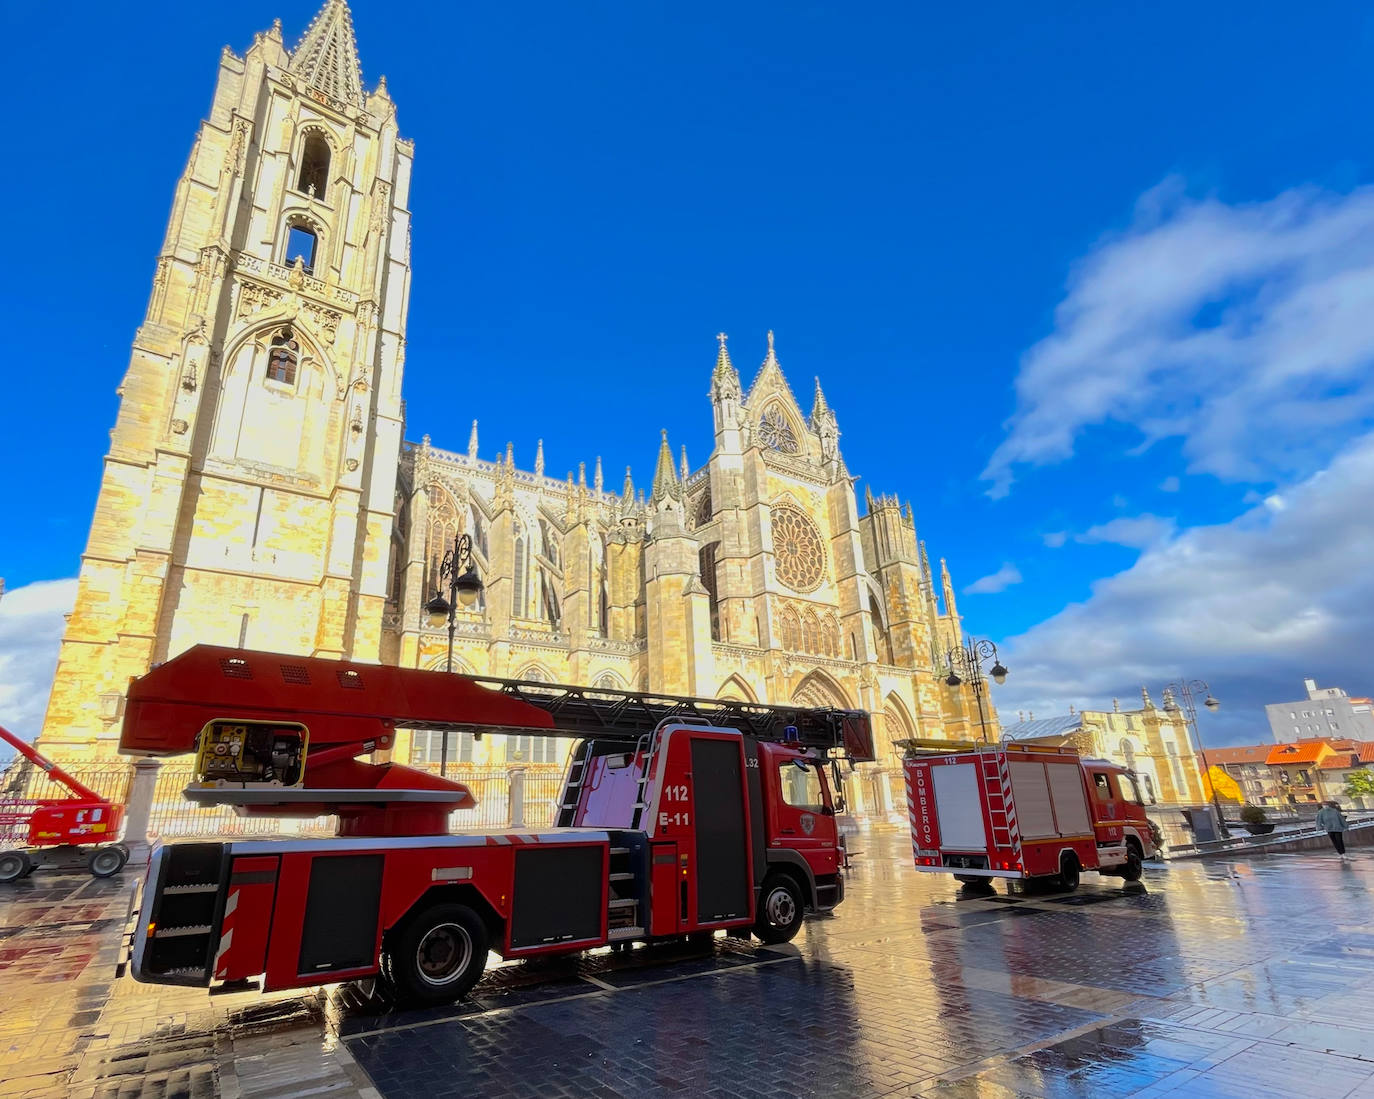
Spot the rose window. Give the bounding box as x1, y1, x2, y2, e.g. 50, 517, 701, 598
772, 506, 825, 592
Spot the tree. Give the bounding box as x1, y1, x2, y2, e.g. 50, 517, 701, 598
1345, 770, 1374, 799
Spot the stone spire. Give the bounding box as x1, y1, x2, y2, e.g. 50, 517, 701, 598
711, 332, 740, 397
651, 430, 681, 503
622, 465, 635, 503
290, 0, 364, 106
679, 444, 690, 483
940, 558, 959, 621
467, 420, 479, 459
1141, 686, 1155, 710
594, 456, 604, 494
811, 377, 833, 422
534, 439, 545, 477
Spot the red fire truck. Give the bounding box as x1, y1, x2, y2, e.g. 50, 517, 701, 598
120, 646, 873, 1004
903, 740, 1152, 890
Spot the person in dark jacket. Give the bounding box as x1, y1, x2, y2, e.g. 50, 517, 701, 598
1315, 801, 1349, 860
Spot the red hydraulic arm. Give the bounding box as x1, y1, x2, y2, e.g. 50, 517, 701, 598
117, 645, 874, 837
0, 725, 104, 802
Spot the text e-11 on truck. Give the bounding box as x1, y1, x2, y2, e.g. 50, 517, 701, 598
119, 646, 874, 1005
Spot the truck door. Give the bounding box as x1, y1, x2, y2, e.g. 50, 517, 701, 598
1088, 768, 1132, 845
772, 758, 839, 877
688, 736, 751, 923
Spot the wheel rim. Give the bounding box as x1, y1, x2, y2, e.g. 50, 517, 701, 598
765, 887, 797, 928
415, 922, 473, 987
92, 850, 122, 875
0, 854, 23, 881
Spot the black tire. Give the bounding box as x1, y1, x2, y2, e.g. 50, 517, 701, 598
1120, 840, 1143, 883
1058, 853, 1081, 892
112, 843, 131, 861
19, 852, 35, 878
953, 874, 979, 884
389, 903, 489, 1006
88, 846, 128, 878
754, 874, 805, 944
0, 851, 26, 884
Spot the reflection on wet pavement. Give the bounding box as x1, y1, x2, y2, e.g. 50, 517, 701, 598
1, 835, 1372, 1097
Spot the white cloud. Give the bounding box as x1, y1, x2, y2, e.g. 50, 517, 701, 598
965, 562, 1023, 595
982, 180, 1374, 497
0, 578, 76, 749
1159, 476, 1181, 493
1076, 514, 1175, 549
993, 432, 1374, 746
1042, 531, 1068, 548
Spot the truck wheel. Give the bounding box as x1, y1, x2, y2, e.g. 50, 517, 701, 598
390, 903, 489, 1006
754, 874, 804, 944
88, 846, 128, 878
0, 851, 26, 884
1058, 854, 1080, 892
1120, 840, 1143, 883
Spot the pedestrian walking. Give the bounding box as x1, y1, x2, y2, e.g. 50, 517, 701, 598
1315, 801, 1349, 860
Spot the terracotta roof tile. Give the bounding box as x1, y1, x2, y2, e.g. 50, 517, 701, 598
1266, 741, 1334, 765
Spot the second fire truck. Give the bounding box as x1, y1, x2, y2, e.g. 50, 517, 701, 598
121, 646, 874, 1004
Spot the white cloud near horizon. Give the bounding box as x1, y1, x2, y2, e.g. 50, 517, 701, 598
994, 431, 1374, 746
982, 179, 1374, 497
0, 579, 76, 747
965, 562, 1023, 595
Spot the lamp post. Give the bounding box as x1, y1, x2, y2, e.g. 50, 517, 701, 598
1162, 679, 1225, 838
939, 638, 1008, 744
424, 532, 483, 776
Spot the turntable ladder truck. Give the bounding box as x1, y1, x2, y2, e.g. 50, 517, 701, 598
120, 645, 874, 1004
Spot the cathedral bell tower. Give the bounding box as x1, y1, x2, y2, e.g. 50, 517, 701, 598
39, 1, 412, 758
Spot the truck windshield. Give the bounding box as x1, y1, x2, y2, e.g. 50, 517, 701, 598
778, 762, 825, 811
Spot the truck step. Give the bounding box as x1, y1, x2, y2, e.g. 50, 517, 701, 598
609, 847, 630, 856
607, 926, 643, 941
609, 872, 635, 881
607, 898, 638, 910
153, 925, 213, 939
162, 884, 220, 895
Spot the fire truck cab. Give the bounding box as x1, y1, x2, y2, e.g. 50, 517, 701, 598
903, 741, 1152, 891
121, 647, 872, 1005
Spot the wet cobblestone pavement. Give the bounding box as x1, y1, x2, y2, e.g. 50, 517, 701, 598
2, 834, 1373, 1098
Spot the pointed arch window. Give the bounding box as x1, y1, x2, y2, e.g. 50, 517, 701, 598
699, 542, 721, 641
868, 593, 891, 664
512, 525, 527, 618
757, 405, 800, 454
297, 133, 331, 198
285, 223, 318, 273
266, 328, 299, 385
424, 485, 460, 604
802, 610, 821, 655
780, 605, 801, 652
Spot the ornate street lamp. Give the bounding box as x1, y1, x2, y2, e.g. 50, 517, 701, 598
425, 532, 483, 775
1163, 679, 1226, 839
939, 638, 1007, 743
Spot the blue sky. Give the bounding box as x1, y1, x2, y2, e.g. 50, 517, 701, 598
2, 2, 1373, 746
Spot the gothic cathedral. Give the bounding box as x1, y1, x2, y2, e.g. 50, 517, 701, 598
38, 1, 994, 825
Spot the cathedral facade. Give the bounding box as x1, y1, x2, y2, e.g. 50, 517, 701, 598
37, 1, 995, 824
